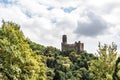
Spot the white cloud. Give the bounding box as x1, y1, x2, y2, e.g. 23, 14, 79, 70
0, 6, 28, 25
0, 0, 120, 53
75, 11, 109, 37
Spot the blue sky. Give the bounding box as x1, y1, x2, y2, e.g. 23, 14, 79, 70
0, 0, 120, 53
0, 0, 17, 5
61, 7, 76, 13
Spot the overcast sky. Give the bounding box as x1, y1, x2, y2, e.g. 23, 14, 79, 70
0, 0, 120, 53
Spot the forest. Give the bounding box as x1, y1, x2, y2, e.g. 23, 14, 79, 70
0, 21, 120, 80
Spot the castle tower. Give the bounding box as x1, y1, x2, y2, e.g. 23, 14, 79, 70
61, 35, 84, 53
61, 35, 67, 51
62, 35, 67, 44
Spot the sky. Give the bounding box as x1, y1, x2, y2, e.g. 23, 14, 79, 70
0, 0, 120, 53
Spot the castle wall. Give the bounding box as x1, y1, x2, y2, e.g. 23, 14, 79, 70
61, 43, 75, 51
61, 35, 84, 53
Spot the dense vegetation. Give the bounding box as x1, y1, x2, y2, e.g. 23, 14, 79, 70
0, 21, 46, 80
0, 21, 120, 80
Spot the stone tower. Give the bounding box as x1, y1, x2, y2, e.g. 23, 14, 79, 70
61, 35, 84, 53
62, 35, 67, 43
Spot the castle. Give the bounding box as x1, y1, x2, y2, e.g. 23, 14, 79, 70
61, 35, 84, 53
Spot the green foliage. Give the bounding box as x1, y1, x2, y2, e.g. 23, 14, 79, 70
28, 40, 46, 55
44, 46, 61, 57
113, 57, 120, 80
89, 43, 117, 80
46, 68, 55, 80
29, 38, 96, 80
53, 70, 66, 80
0, 21, 46, 80
2, 21, 119, 80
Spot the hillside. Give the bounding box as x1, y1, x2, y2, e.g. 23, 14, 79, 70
0, 21, 119, 80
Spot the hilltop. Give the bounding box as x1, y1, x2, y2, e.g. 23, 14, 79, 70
0, 21, 119, 80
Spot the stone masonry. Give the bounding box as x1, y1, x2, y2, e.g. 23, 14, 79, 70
61, 35, 84, 53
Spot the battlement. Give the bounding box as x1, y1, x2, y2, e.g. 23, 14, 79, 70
61, 35, 84, 53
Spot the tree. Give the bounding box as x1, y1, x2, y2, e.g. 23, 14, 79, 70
53, 70, 66, 80
113, 57, 120, 80
28, 40, 46, 55
0, 21, 46, 80
89, 43, 117, 80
